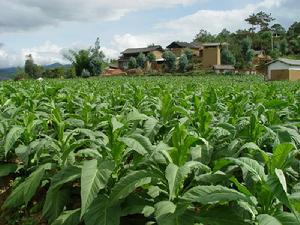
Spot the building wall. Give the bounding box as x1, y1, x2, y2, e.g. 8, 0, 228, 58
152, 50, 163, 59
169, 48, 183, 57
289, 70, 300, 81
270, 70, 290, 80
202, 46, 221, 69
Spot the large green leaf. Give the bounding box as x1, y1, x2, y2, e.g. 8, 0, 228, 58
119, 134, 153, 155
81, 160, 114, 218
182, 185, 253, 205
84, 195, 120, 225
0, 163, 18, 177
215, 157, 266, 182
267, 169, 290, 208
51, 209, 81, 225
50, 166, 81, 190
257, 214, 282, 225
109, 170, 151, 205
271, 143, 295, 172
4, 126, 24, 157
3, 164, 48, 209
43, 189, 70, 223
197, 206, 253, 225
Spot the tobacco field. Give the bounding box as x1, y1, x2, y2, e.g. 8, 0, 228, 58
1, 75, 300, 225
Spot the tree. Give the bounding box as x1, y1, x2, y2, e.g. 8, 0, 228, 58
136, 53, 146, 68
287, 22, 300, 39
65, 66, 76, 79
241, 38, 252, 56
178, 54, 188, 72
162, 51, 176, 72
279, 39, 289, 55
183, 48, 193, 62
245, 49, 254, 66
245, 13, 260, 32
245, 11, 275, 31
271, 24, 286, 37
128, 57, 137, 69
64, 37, 105, 77
194, 29, 216, 43
90, 37, 105, 75
24, 54, 35, 77
221, 49, 236, 65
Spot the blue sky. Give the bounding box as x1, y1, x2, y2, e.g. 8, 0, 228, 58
0, 0, 299, 68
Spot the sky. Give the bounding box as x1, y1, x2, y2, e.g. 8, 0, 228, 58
0, 0, 299, 68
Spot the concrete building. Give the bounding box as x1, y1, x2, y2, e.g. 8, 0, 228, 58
202, 43, 227, 69
266, 58, 300, 81
118, 45, 164, 70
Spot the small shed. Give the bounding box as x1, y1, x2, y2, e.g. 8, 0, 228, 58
213, 65, 235, 74
266, 58, 300, 81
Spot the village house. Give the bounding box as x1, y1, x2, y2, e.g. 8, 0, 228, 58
118, 45, 164, 70
166, 41, 201, 57
202, 43, 228, 69
266, 58, 300, 81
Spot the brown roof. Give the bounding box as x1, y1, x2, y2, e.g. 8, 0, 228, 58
167, 41, 200, 49
121, 45, 163, 55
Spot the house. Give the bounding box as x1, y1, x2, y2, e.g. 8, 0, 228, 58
166, 41, 200, 57
202, 43, 228, 69
213, 65, 235, 74
266, 58, 300, 81
118, 45, 164, 70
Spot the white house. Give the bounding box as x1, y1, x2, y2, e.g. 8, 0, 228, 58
266, 58, 300, 81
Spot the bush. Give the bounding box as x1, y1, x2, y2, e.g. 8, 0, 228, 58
221, 49, 236, 65
162, 51, 176, 72
136, 53, 146, 68
128, 57, 137, 69
179, 54, 189, 72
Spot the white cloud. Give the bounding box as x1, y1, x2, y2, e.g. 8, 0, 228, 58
156, 0, 288, 36
0, 0, 198, 33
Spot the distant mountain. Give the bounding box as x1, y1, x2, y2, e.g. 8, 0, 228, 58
0, 63, 71, 80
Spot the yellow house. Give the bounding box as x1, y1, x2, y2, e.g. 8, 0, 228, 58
166, 41, 200, 57
202, 43, 228, 69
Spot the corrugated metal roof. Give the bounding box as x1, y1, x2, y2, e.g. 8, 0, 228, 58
267, 58, 300, 66
121, 45, 163, 55
213, 65, 235, 70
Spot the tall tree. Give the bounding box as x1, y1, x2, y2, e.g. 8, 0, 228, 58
24, 54, 35, 77
245, 11, 275, 32
271, 24, 286, 37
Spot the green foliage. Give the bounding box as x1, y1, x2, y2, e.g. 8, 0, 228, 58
147, 52, 156, 62
162, 51, 176, 72
178, 54, 188, 72
1, 75, 300, 225
221, 49, 236, 65
183, 48, 193, 62
136, 52, 146, 68
64, 37, 105, 77
128, 57, 137, 69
